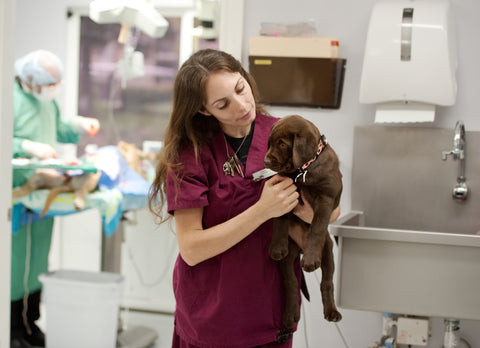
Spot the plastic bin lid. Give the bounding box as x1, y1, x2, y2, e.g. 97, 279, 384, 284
39, 270, 124, 286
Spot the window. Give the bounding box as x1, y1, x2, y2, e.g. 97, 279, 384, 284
77, 16, 183, 152
65, 1, 243, 155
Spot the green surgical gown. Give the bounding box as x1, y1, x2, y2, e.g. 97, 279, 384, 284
11, 80, 81, 300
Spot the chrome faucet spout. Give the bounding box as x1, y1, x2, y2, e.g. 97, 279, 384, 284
453, 120, 465, 153
441, 121, 468, 201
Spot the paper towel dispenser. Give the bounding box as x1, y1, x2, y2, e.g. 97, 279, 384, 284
359, 0, 457, 107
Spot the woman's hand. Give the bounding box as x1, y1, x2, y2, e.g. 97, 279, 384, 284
293, 193, 341, 224
21, 139, 56, 159
256, 175, 299, 219
73, 115, 100, 137
174, 175, 299, 266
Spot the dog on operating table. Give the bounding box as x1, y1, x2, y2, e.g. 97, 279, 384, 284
12, 168, 101, 217
264, 114, 343, 328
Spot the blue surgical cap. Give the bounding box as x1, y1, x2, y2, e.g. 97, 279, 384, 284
14, 50, 63, 86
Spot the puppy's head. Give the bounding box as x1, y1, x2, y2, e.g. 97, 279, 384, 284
264, 115, 321, 174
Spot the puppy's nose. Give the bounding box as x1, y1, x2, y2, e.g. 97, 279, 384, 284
264, 157, 271, 168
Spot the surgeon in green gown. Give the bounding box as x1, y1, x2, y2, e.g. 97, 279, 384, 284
11, 50, 100, 348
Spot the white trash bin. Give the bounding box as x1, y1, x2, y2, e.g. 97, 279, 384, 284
39, 270, 124, 348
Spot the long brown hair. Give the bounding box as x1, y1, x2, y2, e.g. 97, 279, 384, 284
148, 49, 267, 222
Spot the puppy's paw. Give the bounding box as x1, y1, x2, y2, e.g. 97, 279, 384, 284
300, 254, 321, 272
282, 308, 300, 328
324, 309, 342, 322
73, 198, 85, 211
269, 244, 288, 261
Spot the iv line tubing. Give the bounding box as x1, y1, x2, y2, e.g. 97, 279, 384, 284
21, 213, 33, 335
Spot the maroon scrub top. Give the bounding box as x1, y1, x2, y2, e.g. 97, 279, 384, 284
166, 114, 301, 347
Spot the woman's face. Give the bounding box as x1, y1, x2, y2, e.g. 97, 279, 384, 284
201, 71, 256, 137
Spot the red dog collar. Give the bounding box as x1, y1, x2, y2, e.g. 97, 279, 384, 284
293, 134, 328, 183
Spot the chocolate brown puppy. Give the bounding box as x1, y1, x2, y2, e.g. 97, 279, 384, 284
264, 114, 342, 328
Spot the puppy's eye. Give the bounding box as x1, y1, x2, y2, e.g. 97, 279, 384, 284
278, 142, 288, 150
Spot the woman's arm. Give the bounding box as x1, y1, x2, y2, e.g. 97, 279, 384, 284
329, 205, 341, 223
174, 175, 299, 266
293, 194, 341, 224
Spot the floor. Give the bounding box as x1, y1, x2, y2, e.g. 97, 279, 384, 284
118, 309, 175, 348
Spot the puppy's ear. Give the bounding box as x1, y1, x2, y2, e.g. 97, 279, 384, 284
292, 134, 310, 168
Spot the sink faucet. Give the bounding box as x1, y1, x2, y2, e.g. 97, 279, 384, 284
442, 120, 468, 201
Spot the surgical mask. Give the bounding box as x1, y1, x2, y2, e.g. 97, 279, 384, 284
33, 84, 60, 102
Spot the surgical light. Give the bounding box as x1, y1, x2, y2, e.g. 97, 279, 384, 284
88, 0, 169, 88
89, 0, 169, 39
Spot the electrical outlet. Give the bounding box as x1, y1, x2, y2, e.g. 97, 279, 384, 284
396, 317, 429, 346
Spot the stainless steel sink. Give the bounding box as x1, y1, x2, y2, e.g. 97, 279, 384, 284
330, 211, 480, 320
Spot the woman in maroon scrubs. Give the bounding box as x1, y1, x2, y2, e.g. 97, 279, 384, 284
149, 49, 337, 348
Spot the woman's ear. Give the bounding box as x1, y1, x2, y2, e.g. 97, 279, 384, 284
198, 108, 211, 116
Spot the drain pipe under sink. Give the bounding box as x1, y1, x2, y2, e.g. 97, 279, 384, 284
443, 319, 460, 348
443, 319, 473, 348
369, 313, 397, 348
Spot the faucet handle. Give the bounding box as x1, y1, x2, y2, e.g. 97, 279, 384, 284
441, 150, 453, 160
442, 149, 464, 161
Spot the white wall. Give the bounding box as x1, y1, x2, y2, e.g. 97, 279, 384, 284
14, 0, 70, 65
0, 1, 15, 347
9, 0, 480, 347
243, 0, 480, 347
